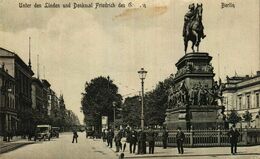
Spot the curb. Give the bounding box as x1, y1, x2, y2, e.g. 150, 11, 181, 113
124, 153, 260, 158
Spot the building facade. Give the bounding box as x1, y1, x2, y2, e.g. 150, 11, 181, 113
223, 71, 260, 127
42, 79, 51, 117
0, 48, 34, 135
49, 89, 59, 117
32, 77, 50, 126
0, 63, 16, 138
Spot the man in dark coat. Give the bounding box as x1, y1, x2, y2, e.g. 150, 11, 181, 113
102, 129, 107, 142
147, 127, 156, 154
137, 130, 146, 154
228, 125, 240, 155
176, 127, 185, 154
129, 128, 137, 154
72, 130, 78, 143
162, 127, 169, 149
107, 129, 114, 148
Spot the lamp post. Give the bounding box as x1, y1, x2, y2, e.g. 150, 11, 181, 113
113, 101, 116, 130
138, 68, 147, 131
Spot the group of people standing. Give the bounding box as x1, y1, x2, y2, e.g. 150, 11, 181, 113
102, 126, 159, 154
101, 126, 187, 155
78, 125, 241, 156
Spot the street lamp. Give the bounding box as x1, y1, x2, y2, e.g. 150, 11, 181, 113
112, 101, 116, 130
138, 68, 147, 130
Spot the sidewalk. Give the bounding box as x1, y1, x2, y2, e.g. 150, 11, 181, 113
0, 137, 35, 154
101, 140, 260, 159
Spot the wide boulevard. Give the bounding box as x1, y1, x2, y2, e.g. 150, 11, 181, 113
1, 132, 260, 159
0, 132, 117, 159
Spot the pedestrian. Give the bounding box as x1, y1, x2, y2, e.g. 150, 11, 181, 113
122, 127, 130, 152
107, 129, 114, 148
102, 129, 107, 142
162, 127, 169, 149
115, 130, 122, 152
137, 130, 146, 154
228, 125, 240, 155
72, 130, 78, 143
129, 128, 137, 154
121, 133, 127, 152
176, 127, 185, 154
106, 129, 110, 146
147, 127, 156, 154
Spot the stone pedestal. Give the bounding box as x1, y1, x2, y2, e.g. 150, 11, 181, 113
165, 52, 224, 130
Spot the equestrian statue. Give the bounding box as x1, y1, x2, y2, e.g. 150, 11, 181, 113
183, 3, 206, 53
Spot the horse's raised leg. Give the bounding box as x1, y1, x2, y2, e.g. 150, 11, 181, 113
197, 44, 199, 52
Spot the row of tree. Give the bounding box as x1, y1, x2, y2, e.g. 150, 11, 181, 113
228, 109, 260, 127
122, 77, 174, 128
81, 76, 173, 130
30, 96, 80, 132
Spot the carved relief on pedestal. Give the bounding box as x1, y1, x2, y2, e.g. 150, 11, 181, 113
175, 62, 214, 78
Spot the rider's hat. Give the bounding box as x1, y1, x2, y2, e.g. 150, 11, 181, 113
188, 3, 195, 9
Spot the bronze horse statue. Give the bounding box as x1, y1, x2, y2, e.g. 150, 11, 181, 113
184, 4, 205, 53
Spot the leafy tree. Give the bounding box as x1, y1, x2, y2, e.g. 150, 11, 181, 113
227, 109, 242, 125
121, 96, 141, 128
121, 76, 173, 128
144, 82, 168, 126
81, 76, 122, 132
242, 110, 252, 127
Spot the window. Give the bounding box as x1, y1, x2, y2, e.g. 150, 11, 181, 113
238, 96, 242, 110
247, 95, 250, 109
256, 93, 259, 108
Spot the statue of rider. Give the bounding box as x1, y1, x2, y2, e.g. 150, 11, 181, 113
183, 3, 206, 39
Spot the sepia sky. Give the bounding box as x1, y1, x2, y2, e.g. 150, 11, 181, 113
0, 0, 259, 123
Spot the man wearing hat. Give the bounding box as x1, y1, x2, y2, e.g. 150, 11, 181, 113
228, 125, 240, 155
176, 127, 185, 154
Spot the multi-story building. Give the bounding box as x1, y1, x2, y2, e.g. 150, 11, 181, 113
42, 80, 51, 116
223, 71, 260, 127
0, 47, 34, 135
59, 94, 66, 117
49, 89, 59, 117
0, 63, 16, 138
31, 77, 46, 125
42, 79, 51, 117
